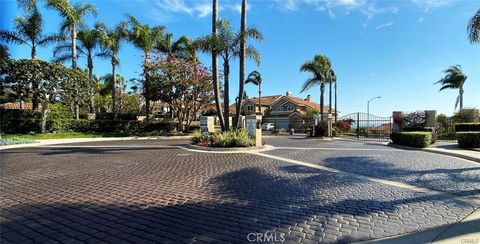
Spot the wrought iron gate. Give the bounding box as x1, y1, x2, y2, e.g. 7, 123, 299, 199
336, 112, 392, 141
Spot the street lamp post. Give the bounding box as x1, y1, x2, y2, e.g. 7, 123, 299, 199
367, 96, 381, 136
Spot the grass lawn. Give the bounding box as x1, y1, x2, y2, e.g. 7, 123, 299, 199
1, 131, 190, 140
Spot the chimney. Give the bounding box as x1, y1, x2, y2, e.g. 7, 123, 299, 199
305, 95, 311, 102
286, 91, 293, 97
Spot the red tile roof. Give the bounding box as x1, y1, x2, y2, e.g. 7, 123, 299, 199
0, 102, 36, 110
245, 95, 282, 106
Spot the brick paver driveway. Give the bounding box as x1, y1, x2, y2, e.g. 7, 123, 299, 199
1, 137, 478, 243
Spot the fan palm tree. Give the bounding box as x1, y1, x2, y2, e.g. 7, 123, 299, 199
53, 28, 105, 113
126, 14, 164, 119
468, 9, 480, 44
245, 71, 262, 113
235, 0, 247, 128
300, 55, 332, 122
195, 19, 262, 130
435, 65, 467, 111
0, 7, 62, 109
46, 0, 97, 68
96, 21, 127, 120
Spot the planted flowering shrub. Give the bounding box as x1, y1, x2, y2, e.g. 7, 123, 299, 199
335, 120, 352, 132
191, 129, 256, 147
403, 111, 426, 131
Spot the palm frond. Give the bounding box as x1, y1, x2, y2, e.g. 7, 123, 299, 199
301, 78, 321, 93
52, 53, 72, 64
468, 9, 480, 44
37, 34, 64, 46
0, 30, 28, 45
245, 45, 260, 66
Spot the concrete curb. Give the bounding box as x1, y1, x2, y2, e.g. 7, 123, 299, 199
0, 136, 192, 151
388, 143, 480, 163
183, 144, 275, 154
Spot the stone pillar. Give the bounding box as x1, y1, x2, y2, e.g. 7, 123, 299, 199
424, 110, 437, 128
246, 115, 262, 147
327, 114, 334, 137
392, 111, 403, 133
200, 116, 215, 137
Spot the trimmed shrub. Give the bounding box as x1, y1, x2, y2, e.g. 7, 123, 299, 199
391, 132, 433, 148
455, 123, 480, 132
456, 132, 480, 148
0, 109, 40, 120
193, 129, 255, 147
313, 121, 328, 137
0, 119, 40, 134
191, 130, 206, 144
95, 112, 138, 120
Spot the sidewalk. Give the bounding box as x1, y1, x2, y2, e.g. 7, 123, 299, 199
0, 136, 191, 150
426, 142, 480, 163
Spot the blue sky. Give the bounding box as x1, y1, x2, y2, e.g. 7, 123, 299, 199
1, 0, 479, 117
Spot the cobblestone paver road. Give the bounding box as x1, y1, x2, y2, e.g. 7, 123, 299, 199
265, 137, 480, 197
0, 138, 477, 243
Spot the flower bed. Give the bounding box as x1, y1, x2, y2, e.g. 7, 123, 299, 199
192, 129, 263, 148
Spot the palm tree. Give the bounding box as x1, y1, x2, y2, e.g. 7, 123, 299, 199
435, 65, 467, 111
96, 21, 127, 120
0, 7, 62, 109
195, 19, 262, 130
468, 9, 480, 44
156, 33, 196, 60
300, 55, 332, 122
53, 28, 105, 113
235, 0, 247, 128
245, 71, 262, 113
328, 69, 336, 115
334, 75, 338, 123
209, 0, 225, 131
126, 15, 164, 119
46, 0, 97, 68
0, 7, 61, 60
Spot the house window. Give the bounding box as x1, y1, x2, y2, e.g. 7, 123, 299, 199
287, 106, 294, 111
247, 105, 254, 113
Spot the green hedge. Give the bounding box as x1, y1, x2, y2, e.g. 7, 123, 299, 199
391, 132, 433, 148
456, 132, 480, 148
0, 119, 176, 134
403, 127, 435, 132
455, 123, 480, 132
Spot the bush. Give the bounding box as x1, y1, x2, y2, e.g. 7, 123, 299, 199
391, 132, 433, 148
0, 119, 177, 134
48, 103, 74, 119
192, 130, 206, 144
313, 121, 328, 137
95, 112, 138, 120
456, 132, 480, 148
335, 120, 352, 132
452, 108, 479, 123
192, 129, 255, 147
0, 109, 40, 120
403, 111, 426, 130
455, 123, 480, 132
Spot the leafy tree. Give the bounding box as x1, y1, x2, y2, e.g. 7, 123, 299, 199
195, 19, 262, 130
0, 7, 62, 109
300, 54, 333, 121
468, 9, 480, 44
245, 70, 262, 113
149, 55, 214, 131
435, 65, 467, 111
452, 108, 479, 123
53, 28, 105, 113
1, 59, 90, 132
46, 0, 97, 68
96, 21, 127, 120
125, 15, 164, 119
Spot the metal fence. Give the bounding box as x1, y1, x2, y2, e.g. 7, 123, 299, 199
336, 112, 392, 141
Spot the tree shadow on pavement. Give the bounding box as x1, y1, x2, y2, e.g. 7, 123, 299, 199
1, 165, 474, 243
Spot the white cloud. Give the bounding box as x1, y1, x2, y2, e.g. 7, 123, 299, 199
376, 21, 393, 30
417, 17, 425, 22
410, 0, 452, 12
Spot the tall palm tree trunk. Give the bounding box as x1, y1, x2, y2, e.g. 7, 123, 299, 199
328, 80, 332, 114
111, 58, 117, 120
71, 25, 77, 68
258, 84, 262, 114
223, 61, 230, 130
212, 0, 225, 131
320, 83, 325, 122
87, 52, 95, 113
460, 87, 464, 110
234, 0, 247, 128
144, 52, 151, 119
334, 81, 337, 123
31, 46, 39, 110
